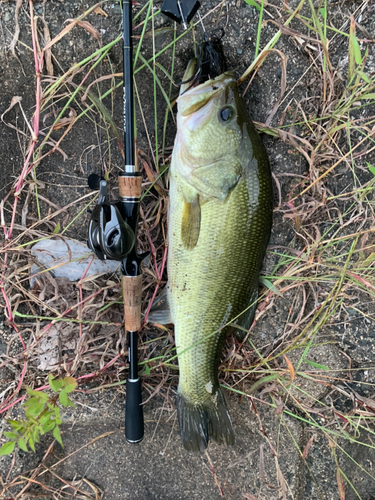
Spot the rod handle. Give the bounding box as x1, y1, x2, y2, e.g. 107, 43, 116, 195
125, 378, 144, 443
122, 274, 142, 332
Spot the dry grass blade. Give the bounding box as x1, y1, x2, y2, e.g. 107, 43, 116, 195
75, 20, 102, 46
302, 435, 314, 459
40, 18, 54, 77
337, 468, 346, 500
9, 0, 23, 58
42, 2, 105, 52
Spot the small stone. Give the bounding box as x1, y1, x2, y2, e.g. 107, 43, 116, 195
113, 3, 122, 14
4, 11, 12, 22
237, 48, 243, 55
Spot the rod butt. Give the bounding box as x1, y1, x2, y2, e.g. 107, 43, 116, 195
125, 378, 144, 443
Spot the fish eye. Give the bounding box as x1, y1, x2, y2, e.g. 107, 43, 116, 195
219, 106, 235, 122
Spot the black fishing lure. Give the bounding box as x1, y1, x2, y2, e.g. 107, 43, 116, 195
178, 29, 227, 89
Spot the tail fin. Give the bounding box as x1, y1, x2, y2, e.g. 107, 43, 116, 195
177, 388, 234, 452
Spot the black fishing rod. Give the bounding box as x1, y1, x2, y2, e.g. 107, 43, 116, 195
87, 0, 147, 444
120, 0, 146, 444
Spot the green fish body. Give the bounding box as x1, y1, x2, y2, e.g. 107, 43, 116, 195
150, 61, 273, 451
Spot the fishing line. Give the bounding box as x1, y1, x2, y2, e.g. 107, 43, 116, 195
176, 24, 227, 91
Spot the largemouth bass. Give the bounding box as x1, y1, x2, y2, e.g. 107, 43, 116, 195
150, 60, 273, 451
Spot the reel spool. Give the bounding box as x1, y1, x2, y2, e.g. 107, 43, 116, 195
87, 176, 135, 261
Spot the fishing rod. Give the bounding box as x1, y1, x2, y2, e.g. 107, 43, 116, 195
87, 0, 148, 444
87, 0, 205, 445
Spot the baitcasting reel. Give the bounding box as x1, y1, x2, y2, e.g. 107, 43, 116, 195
87, 174, 135, 261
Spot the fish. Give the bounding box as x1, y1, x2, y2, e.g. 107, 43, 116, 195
149, 59, 273, 451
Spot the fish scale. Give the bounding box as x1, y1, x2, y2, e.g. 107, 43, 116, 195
169, 162, 270, 395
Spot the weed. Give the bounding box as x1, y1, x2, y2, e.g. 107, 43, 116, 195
0, 375, 76, 456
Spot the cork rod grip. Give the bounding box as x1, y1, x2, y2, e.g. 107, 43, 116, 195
119, 176, 142, 199
122, 274, 142, 332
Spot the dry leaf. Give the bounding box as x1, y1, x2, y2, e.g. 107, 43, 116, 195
52, 108, 77, 130
36, 324, 77, 370
40, 18, 54, 76
337, 468, 345, 500
94, 5, 108, 17
275, 459, 288, 500
141, 156, 165, 197
81, 73, 122, 102
302, 435, 314, 459
265, 49, 287, 126
1, 96, 36, 140
10, 0, 22, 57
283, 354, 295, 380
77, 20, 101, 46
352, 389, 375, 411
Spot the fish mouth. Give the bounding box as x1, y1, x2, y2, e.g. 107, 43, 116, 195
178, 62, 236, 119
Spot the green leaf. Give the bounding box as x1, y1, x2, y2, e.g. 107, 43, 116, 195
39, 413, 52, 426
304, 359, 330, 370
65, 396, 76, 408
54, 406, 61, 418
141, 363, 150, 376
244, 0, 261, 11
53, 426, 63, 447
366, 163, 375, 176
85, 91, 124, 157
18, 437, 28, 452
9, 420, 25, 432
24, 397, 39, 407
25, 387, 49, 401
28, 436, 36, 452
248, 373, 285, 394
25, 403, 45, 417
352, 35, 362, 64
355, 70, 372, 84
41, 420, 55, 434
319, 7, 326, 20
52, 222, 61, 234
63, 376, 77, 393
4, 432, 19, 440
49, 374, 64, 392
31, 425, 40, 444
259, 277, 282, 296
37, 392, 49, 402
59, 389, 68, 407
26, 387, 40, 397
0, 441, 16, 456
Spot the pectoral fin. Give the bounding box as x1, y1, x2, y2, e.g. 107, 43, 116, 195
181, 196, 201, 249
